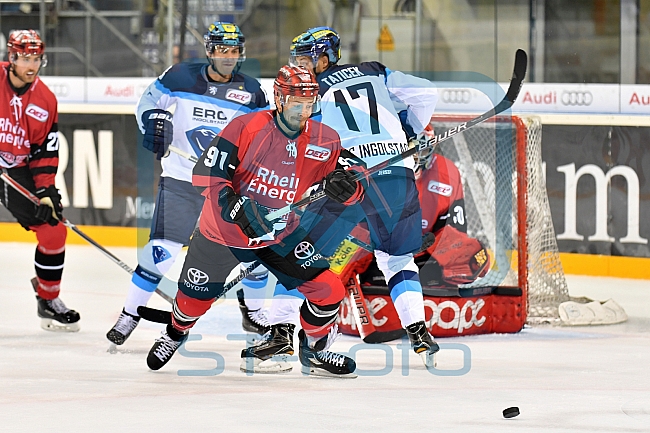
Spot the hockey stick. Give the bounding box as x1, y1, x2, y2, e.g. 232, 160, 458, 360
0, 172, 175, 303
136, 236, 376, 324
166, 145, 198, 163
137, 260, 260, 323
266, 49, 528, 221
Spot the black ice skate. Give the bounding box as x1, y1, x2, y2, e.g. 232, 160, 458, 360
106, 309, 141, 345
31, 277, 80, 332
405, 321, 439, 368
146, 325, 187, 371
240, 323, 295, 374
237, 289, 271, 335
298, 327, 357, 378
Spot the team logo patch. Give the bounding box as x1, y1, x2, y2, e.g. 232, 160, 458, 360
294, 241, 315, 260
286, 141, 297, 158
152, 246, 171, 264
25, 104, 48, 122
226, 89, 252, 104
187, 268, 209, 285
185, 125, 220, 156
304, 144, 331, 162
427, 180, 453, 197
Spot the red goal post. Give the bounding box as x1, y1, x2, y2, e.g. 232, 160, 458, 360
429, 114, 569, 323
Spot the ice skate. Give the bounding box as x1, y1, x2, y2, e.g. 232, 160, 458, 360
298, 326, 357, 378
106, 309, 141, 345
240, 323, 295, 373
406, 321, 439, 368
31, 277, 80, 332
147, 326, 187, 371
237, 289, 271, 335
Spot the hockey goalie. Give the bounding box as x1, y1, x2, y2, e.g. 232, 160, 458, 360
336, 143, 526, 342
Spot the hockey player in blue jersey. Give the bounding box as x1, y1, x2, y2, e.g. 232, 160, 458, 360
265, 26, 440, 366
106, 22, 270, 346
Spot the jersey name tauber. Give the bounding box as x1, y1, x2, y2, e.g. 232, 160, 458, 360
137, 63, 269, 182
315, 61, 437, 171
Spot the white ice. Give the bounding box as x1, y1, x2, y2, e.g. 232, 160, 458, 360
1, 242, 650, 433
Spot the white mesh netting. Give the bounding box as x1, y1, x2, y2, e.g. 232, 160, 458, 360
430, 115, 569, 322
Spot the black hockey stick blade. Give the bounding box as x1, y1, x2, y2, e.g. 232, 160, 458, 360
505, 49, 528, 104
137, 306, 172, 324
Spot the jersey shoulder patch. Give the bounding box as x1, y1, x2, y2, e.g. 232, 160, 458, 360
357, 61, 387, 76
158, 62, 203, 92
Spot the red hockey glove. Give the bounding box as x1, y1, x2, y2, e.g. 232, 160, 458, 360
428, 225, 490, 285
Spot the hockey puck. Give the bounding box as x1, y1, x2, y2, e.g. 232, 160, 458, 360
503, 407, 520, 419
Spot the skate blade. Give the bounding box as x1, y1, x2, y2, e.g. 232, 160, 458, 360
419, 351, 437, 368
301, 365, 358, 379
40, 318, 80, 333
107, 343, 118, 354
240, 355, 293, 374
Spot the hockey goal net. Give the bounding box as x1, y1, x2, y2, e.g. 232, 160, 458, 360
429, 114, 569, 322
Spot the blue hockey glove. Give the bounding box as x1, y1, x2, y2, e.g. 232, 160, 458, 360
142, 109, 173, 160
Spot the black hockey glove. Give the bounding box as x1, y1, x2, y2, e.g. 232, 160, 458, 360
218, 186, 275, 239
35, 185, 63, 226
142, 109, 173, 160
323, 169, 362, 204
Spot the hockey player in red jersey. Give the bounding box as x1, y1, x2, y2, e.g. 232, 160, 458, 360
146, 65, 364, 377
0, 30, 80, 332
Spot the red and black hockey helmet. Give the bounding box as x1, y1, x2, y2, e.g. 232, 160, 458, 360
7, 29, 45, 56
7, 30, 47, 67
273, 65, 319, 103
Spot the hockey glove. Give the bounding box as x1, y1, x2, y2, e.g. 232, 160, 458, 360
35, 185, 63, 226
142, 109, 173, 160
218, 186, 275, 239
324, 169, 363, 204
428, 225, 490, 285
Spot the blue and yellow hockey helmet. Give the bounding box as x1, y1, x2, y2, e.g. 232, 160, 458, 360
289, 26, 341, 68
204, 22, 246, 74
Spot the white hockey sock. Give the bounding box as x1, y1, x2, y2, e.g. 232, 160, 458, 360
124, 281, 157, 317
376, 251, 426, 327
242, 275, 269, 311
231, 262, 270, 311
392, 291, 426, 328
268, 283, 303, 326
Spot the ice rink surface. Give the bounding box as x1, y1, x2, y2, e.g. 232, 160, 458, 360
1, 242, 650, 433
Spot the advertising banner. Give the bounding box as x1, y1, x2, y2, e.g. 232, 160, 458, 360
543, 125, 650, 257
0, 113, 158, 228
